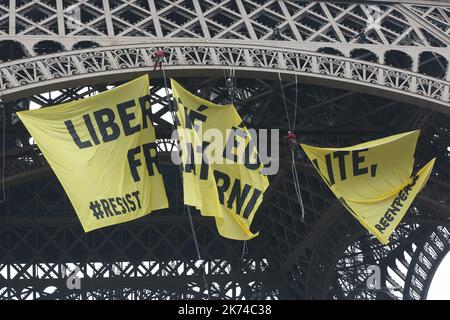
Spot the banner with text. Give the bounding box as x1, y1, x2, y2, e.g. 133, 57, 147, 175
18, 75, 168, 232
300, 131, 435, 244
171, 79, 269, 240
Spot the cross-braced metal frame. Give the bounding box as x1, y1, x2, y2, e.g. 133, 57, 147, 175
0, 0, 449, 300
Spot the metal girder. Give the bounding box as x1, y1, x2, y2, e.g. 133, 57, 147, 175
2, 1, 450, 53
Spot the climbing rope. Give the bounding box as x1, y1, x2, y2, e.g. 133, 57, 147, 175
278, 71, 305, 222
240, 240, 248, 260
278, 71, 291, 131
291, 149, 305, 222
160, 63, 211, 299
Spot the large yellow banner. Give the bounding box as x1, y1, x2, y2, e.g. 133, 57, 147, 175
18, 75, 168, 232
300, 131, 435, 244
171, 79, 269, 240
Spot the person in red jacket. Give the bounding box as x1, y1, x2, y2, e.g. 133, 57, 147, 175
284, 131, 304, 159
153, 50, 166, 70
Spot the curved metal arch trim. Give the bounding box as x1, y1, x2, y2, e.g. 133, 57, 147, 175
1, 41, 450, 115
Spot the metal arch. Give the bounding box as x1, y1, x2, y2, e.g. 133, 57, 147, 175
287, 202, 450, 300
1, 42, 450, 114
402, 224, 450, 300
1, 82, 449, 300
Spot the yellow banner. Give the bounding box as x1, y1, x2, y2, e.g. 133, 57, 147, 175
18, 75, 168, 232
300, 131, 435, 244
171, 79, 269, 240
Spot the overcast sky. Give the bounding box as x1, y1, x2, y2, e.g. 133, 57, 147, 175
427, 252, 450, 300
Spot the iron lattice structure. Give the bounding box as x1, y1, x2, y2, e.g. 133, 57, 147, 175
0, 0, 449, 300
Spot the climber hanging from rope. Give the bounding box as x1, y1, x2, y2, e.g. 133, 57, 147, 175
226, 77, 234, 98
152, 50, 166, 70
